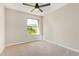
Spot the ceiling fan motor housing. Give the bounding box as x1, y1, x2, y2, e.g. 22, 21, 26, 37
35, 3, 39, 8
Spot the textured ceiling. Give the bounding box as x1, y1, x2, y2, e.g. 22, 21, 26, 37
2, 3, 68, 16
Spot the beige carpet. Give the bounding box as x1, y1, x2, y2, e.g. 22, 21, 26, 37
0, 40, 79, 56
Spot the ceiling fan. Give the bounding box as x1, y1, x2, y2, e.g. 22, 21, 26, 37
23, 3, 50, 12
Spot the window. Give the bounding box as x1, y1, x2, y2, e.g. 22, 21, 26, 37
25, 19, 40, 35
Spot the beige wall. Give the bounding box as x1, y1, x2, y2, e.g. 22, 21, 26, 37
5, 8, 42, 46
0, 4, 5, 53
43, 4, 79, 51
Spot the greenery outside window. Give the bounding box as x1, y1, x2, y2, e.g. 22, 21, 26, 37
26, 19, 40, 35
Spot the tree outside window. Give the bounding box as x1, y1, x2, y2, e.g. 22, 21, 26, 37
25, 19, 40, 35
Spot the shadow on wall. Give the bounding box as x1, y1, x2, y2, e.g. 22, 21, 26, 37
0, 4, 5, 54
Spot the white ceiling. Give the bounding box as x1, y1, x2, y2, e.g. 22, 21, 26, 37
2, 3, 68, 16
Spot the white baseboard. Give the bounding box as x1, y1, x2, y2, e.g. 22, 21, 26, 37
45, 40, 79, 53
6, 40, 40, 47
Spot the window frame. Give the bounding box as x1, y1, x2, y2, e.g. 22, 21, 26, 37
26, 18, 40, 36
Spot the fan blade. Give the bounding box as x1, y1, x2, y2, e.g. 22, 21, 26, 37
23, 3, 34, 7
39, 8, 43, 12
39, 3, 50, 7
30, 8, 35, 12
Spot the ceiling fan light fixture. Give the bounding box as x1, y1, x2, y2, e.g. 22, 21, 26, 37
23, 3, 50, 12
34, 8, 39, 11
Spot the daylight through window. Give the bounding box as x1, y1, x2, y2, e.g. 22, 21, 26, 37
26, 19, 40, 35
